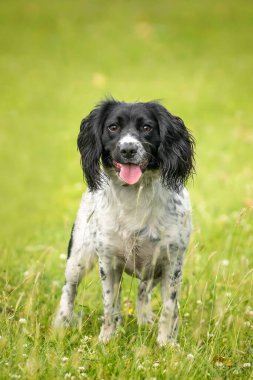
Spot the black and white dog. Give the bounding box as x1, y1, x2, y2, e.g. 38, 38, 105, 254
54, 99, 195, 346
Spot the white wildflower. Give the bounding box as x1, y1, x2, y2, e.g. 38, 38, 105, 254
81, 335, 91, 343
153, 362, 160, 368
221, 259, 229, 266
243, 363, 251, 368
60, 253, 67, 260
187, 353, 194, 360
19, 318, 27, 324
215, 361, 223, 367
62, 356, 68, 363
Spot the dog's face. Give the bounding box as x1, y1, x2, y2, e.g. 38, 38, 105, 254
101, 102, 161, 185
78, 100, 195, 191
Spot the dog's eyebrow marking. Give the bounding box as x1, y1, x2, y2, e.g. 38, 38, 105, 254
119, 134, 139, 145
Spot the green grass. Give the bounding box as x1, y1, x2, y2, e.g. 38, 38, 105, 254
1, 0, 253, 378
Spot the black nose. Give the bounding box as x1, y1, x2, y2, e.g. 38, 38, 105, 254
120, 142, 138, 159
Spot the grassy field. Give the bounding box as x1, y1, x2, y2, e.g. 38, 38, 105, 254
0, 0, 253, 378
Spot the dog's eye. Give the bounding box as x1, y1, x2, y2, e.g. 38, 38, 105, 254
108, 124, 119, 133
142, 125, 153, 133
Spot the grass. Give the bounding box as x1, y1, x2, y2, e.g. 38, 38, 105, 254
0, 0, 253, 378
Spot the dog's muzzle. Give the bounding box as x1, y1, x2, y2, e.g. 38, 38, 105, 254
113, 138, 148, 185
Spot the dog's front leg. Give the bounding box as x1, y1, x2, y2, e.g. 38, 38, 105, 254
98, 257, 118, 343
53, 249, 87, 327
157, 250, 184, 346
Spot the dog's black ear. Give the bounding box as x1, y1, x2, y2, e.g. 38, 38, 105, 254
151, 103, 195, 191
77, 101, 115, 191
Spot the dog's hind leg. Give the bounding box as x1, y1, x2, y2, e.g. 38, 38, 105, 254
137, 279, 156, 325
53, 223, 96, 328
137, 281, 153, 325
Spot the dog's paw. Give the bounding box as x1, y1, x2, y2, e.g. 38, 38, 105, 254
99, 324, 115, 344
157, 333, 169, 347
157, 332, 178, 347
53, 310, 73, 328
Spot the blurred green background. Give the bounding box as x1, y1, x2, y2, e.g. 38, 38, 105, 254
0, 1, 253, 378
1, 0, 252, 251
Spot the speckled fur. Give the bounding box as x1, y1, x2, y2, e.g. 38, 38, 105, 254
54, 171, 192, 345
53, 100, 194, 346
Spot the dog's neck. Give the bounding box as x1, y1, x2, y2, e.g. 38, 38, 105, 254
102, 168, 168, 214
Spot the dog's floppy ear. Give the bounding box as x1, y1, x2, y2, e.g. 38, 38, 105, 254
151, 103, 195, 191
77, 100, 115, 191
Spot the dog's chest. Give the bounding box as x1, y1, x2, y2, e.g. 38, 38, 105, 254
117, 233, 165, 279
90, 184, 190, 279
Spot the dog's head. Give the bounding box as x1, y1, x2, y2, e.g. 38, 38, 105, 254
77, 99, 195, 191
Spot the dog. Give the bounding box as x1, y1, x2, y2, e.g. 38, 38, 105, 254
54, 99, 195, 346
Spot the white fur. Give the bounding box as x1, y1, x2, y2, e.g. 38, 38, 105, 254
119, 133, 139, 145
54, 171, 192, 346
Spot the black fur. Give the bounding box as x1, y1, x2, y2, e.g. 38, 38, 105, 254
147, 102, 195, 191
67, 224, 75, 259
77, 99, 195, 192
77, 100, 118, 191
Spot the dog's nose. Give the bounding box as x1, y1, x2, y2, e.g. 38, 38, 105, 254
120, 142, 138, 159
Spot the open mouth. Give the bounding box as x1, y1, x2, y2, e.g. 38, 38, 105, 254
113, 161, 148, 185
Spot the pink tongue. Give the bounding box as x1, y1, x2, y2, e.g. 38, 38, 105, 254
119, 164, 142, 185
